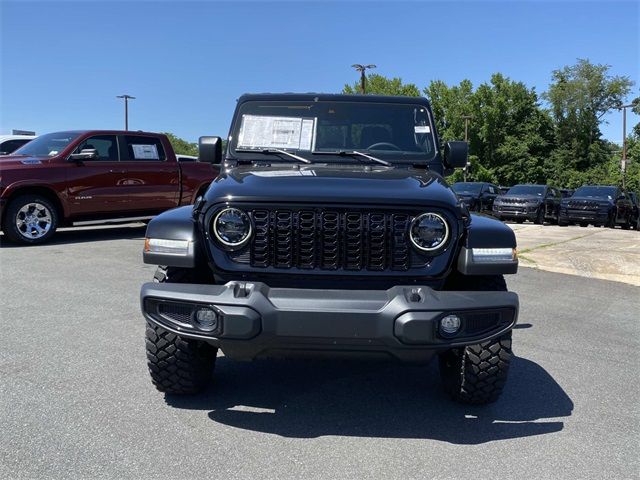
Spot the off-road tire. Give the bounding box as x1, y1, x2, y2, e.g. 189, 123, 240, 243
145, 266, 217, 394
2, 194, 58, 245
440, 273, 513, 404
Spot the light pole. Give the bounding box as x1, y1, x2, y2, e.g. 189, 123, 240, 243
351, 64, 376, 94
116, 94, 135, 130
618, 103, 633, 189
461, 115, 473, 181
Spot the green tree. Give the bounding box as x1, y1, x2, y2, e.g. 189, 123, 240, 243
543, 59, 634, 172
343, 74, 420, 96
162, 132, 198, 156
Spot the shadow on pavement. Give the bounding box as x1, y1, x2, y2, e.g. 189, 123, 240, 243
0, 224, 146, 248
166, 355, 572, 444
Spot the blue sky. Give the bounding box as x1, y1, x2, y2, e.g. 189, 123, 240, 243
1, 1, 638, 144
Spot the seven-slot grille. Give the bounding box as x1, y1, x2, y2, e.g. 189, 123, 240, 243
238, 208, 424, 272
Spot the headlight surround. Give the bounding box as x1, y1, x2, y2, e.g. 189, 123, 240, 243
212, 207, 252, 249
409, 212, 450, 252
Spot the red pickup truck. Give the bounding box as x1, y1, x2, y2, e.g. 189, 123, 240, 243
0, 130, 219, 244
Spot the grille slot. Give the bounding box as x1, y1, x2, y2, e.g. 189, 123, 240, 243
158, 302, 194, 325
242, 209, 424, 272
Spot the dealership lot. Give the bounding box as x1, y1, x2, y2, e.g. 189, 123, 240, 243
1, 225, 639, 479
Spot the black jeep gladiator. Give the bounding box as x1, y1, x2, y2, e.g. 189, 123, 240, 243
140, 94, 519, 405
493, 184, 561, 224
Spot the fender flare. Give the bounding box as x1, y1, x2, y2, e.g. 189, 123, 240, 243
143, 206, 203, 268
457, 214, 518, 275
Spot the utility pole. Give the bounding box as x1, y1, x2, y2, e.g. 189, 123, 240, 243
618, 103, 633, 190
116, 94, 135, 130
351, 64, 376, 94
461, 115, 473, 182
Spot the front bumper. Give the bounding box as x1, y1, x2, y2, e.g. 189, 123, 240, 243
559, 210, 608, 224
141, 281, 518, 362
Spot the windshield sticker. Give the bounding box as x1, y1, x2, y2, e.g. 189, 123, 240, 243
20, 159, 42, 165
414, 125, 431, 133
132, 144, 159, 160
237, 115, 316, 151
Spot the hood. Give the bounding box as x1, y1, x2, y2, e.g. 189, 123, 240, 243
0, 155, 53, 170
562, 196, 612, 205
205, 164, 458, 208
496, 194, 542, 202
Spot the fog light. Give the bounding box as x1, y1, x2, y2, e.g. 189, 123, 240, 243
440, 314, 461, 336
194, 307, 219, 331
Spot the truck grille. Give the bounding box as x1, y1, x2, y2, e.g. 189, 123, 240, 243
243, 208, 419, 272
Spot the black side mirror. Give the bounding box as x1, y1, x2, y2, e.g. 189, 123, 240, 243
444, 141, 468, 169
199, 136, 222, 164
68, 148, 98, 161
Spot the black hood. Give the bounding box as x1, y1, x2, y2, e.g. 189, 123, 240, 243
205, 164, 458, 208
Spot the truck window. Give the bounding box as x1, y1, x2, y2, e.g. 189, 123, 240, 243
124, 136, 166, 161
1, 139, 32, 154
75, 135, 119, 161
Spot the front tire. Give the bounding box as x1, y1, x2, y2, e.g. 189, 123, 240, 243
440, 274, 513, 404
534, 207, 544, 225
145, 266, 217, 394
2, 194, 58, 245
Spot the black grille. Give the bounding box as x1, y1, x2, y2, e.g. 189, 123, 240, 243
464, 312, 503, 335
158, 302, 194, 325
500, 198, 526, 205
567, 200, 600, 209
246, 209, 417, 272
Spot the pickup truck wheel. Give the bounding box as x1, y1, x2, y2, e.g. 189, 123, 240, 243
145, 266, 217, 394
534, 207, 544, 225
2, 194, 58, 245
439, 274, 512, 404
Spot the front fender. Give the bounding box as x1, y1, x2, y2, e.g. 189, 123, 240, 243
143, 206, 202, 268
457, 214, 518, 275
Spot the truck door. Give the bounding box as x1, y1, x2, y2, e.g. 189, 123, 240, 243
117, 135, 180, 214
66, 134, 129, 216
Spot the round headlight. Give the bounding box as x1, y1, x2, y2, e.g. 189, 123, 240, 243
409, 212, 449, 252
213, 208, 252, 248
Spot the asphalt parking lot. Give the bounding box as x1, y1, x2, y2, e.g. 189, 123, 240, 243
1, 225, 639, 479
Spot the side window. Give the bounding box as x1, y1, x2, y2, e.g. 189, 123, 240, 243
75, 135, 119, 161
2, 139, 31, 153
124, 136, 166, 161
488, 185, 496, 194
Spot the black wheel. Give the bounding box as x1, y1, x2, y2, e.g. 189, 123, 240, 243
145, 266, 217, 394
2, 194, 58, 245
534, 208, 544, 225
516, 219, 524, 224
621, 217, 631, 230
607, 211, 616, 228
440, 274, 513, 404
579, 222, 588, 227
558, 219, 569, 227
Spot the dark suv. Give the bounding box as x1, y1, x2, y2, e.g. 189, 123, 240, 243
628, 192, 639, 230
140, 94, 519, 405
559, 185, 633, 228
493, 184, 561, 224
451, 182, 500, 214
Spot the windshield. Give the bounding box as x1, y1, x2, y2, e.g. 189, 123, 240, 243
506, 185, 545, 196
452, 182, 482, 194
573, 186, 617, 199
231, 100, 437, 163
12, 132, 82, 157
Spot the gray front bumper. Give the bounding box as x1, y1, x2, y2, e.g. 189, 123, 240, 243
141, 282, 518, 361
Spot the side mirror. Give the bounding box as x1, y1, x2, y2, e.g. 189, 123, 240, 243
199, 136, 222, 164
68, 148, 98, 161
444, 141, 468, 169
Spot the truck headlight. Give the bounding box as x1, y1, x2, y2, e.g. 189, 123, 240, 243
213, 207, 252, 248
409, 212, 449, 252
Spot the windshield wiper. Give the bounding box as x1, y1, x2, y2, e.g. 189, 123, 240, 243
236, 148, 312, 164
313, 150, 391, 166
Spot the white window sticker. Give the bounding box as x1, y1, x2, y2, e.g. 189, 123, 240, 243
238, 115, 315, 151
132, 144, 159, 160
414, 125, 431, 134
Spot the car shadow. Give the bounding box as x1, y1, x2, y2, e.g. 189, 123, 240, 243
165, 355, 572, 444
0, 224, 147, 247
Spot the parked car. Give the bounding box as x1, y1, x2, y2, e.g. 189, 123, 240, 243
558, 185, 633, 228
625, 191, 639, 230
141, 93, 520, 405
0, 134, 35, 155
559, 188, 575, 198
492, 184, 561, 224
0, 130, 219, 244
451, 181, 500, 214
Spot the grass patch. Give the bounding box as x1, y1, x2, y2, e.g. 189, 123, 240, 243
519, 231, 602, 254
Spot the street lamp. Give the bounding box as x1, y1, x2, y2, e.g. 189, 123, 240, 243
116, 94, 135, 130
351, 64, 376, 94
617, 103, 633, 188
461, 115, 473, 181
